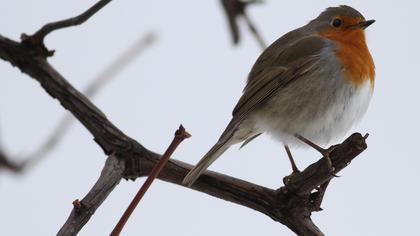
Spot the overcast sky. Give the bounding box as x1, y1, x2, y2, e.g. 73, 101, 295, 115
1, 0, 419, 235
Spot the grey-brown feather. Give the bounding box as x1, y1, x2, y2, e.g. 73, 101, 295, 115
230, 36, 327, 136
182, 140, 232, 186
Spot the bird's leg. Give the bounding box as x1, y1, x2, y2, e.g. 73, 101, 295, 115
294, 134, 338, 177
282, 145, 300, 186
284, 145, 300, 173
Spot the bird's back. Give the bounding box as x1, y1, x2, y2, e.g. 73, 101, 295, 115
245, 26, 311, 93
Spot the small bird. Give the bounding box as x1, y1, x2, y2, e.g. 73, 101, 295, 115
183, 5, 375, 186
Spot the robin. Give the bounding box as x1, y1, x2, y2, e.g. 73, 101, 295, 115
183, 5, 375, 186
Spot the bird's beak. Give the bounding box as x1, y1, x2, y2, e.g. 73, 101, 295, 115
351, 19, 375, 30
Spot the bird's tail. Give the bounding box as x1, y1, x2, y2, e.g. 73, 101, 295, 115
182, 140, 232, 187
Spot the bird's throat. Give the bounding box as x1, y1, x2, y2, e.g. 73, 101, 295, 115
321, 29, 375, 88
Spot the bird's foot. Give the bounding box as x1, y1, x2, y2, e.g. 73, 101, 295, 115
321, 146, 339, 177
294, 134, 339, 177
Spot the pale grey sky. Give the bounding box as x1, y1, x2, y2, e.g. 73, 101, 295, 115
1, 1, 419, 235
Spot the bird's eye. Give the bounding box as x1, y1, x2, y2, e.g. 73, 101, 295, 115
332, 18, 343, 27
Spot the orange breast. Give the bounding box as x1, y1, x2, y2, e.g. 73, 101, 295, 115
321, 29, 375, 88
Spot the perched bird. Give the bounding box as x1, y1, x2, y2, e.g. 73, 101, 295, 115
183, 5, 375, 186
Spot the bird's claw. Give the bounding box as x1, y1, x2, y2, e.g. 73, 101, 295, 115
322, 146, 340, 177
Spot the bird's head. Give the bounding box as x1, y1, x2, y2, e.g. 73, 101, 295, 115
310, 5, 375, 43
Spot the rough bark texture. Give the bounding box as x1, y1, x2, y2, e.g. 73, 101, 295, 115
0, 1, 369, 235
58, 155, 125, 235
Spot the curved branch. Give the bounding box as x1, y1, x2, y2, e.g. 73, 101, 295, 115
59, 132, 367, 236
0, 149, 23, 172
24, 0, 113, 45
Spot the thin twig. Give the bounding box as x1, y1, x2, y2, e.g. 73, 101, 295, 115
0, 124, 23, 172
220, 0, 266, 49
242, 11, 267, 49
220, 0, 244, 44
110, 125, 191, 236
28, 0, 113, 45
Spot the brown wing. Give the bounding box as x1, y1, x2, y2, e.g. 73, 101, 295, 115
232, 66, 288, 121
231, 35, 327, 122
246, 26, 308, 86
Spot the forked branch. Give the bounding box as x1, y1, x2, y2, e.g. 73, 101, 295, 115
27, 0, 112, 42
21, 0, 113, 57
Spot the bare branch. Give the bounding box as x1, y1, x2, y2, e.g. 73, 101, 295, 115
242, 11, 267, 49
0, 149, 23, 173
0, 33, 156, 173
17, 0, 112, 58
24, 0, 113, 46
58, 154, 125, 236
0, 33, 134, 155
220, 0, 244, 44
0, 124, 24, 173
110, 125, 191, 236
21, 33, 157, 171
58, 130, 366, 236
220, 0, 266, 49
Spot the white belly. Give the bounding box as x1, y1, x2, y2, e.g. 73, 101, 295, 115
299, 79, 373, 145
256, 79, 373, 147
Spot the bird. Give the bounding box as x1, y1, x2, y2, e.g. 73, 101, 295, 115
183, 5, 375, 186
